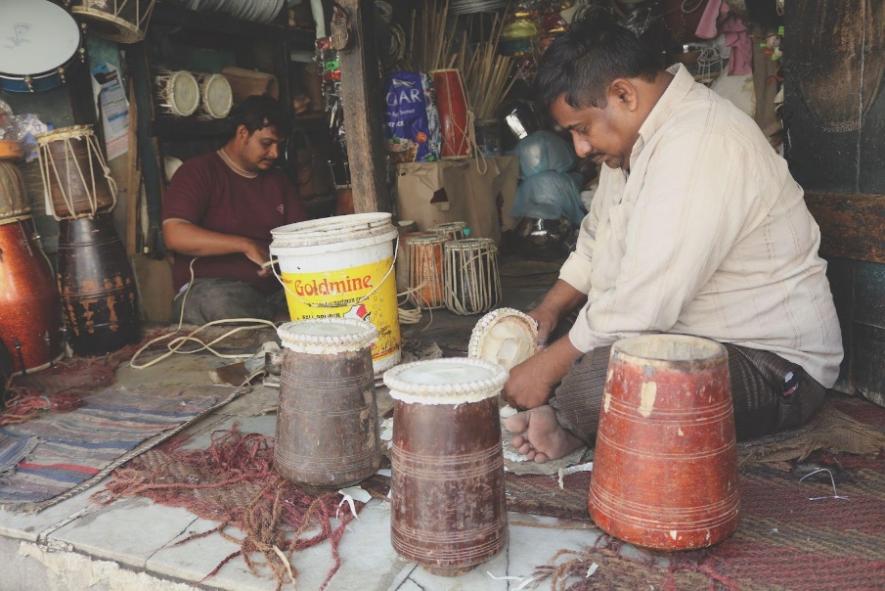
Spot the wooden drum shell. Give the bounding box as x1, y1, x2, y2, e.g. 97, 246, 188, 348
589, 335, 739, 550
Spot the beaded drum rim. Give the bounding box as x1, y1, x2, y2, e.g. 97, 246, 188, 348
468, 307, 538, 362
277, 318, 378, 355
36, 124, 95, 145
405, 232, 446, 245
383, 357, 508, 405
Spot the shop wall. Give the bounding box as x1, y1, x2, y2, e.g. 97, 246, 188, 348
784, 0, 885, 403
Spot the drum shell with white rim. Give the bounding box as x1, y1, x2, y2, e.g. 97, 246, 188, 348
274, 319, 381, 488
196, 73, 234, 120
0, 0, 85, 93
385, 358, 509, 576
154, 70, 201, 118
71, 0, 158, 44
36, 126, 117, 220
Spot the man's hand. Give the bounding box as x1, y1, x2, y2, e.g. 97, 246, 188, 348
503, 336, 583, 409
527, 306, 559, 346
241, 239, 271, 277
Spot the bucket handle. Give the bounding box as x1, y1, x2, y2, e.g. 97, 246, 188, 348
270, 235, 400, 310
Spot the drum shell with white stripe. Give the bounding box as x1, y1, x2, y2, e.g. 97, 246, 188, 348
589, 335, 740, 550
385, 358, 509, 576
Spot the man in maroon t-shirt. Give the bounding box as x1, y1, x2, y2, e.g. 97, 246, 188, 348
162, 96, 306, 323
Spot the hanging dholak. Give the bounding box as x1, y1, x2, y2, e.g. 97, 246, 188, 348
56, 214, 140, 356
274, 318, 381, 488
71, 0, 158, 44
432, 69, 472, 159
793, 0, 885, 132
589, 335, 740, 550
385, 358, 509, 576
0, 218, 62, 373
36, 125, 117, 219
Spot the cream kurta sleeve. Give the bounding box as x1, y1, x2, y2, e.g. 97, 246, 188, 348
557, 169, 608, 294
568, 130, 751, 352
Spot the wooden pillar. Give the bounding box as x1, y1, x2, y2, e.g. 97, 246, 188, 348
336, 0, 389, 213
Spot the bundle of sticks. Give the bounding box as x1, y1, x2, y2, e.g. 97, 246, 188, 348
449, 12, 517, 121
409, 0, 457, 73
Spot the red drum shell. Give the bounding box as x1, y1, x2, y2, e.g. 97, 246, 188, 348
432, 69, 471, 159
0, 219, 62, 372
589, 335, 739, 550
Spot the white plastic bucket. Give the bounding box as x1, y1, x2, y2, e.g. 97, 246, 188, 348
270, 213, 401, 373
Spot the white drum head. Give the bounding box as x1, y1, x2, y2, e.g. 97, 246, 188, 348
168, 71, 200, 117
468, 308, 538, 370
202, 74, 233, 119
0, 0, 80, 76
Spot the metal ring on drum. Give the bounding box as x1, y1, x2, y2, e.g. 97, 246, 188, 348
0, 0, 85, 93
155, 70, 201, 118
71, 0, 158, 45
36, 125, 118, 220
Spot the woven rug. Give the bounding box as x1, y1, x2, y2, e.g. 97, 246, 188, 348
0, 383, 231, 512
510, 397, 885, 590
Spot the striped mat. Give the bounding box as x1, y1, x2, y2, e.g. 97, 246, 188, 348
0, 384, 230, 512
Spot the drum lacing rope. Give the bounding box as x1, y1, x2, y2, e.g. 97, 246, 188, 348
444, 243, 500, 316
40, 130, 118, 220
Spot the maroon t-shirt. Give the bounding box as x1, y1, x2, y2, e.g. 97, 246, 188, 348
162, 151, 306, 293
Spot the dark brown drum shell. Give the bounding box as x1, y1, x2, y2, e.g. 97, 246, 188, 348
589, 336, 739, 550
0, 161, 30, 221
56, 214, 140, 356
0, 219, 61, 372
390, 396, 507, 575
274, 346, 381, 488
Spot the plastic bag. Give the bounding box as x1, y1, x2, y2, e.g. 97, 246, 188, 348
385, 71, 440, 162
515, 130, 575, 177
512, 170, 586, 226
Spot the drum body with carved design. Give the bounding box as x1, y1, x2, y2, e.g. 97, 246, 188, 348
56, 214, 140, 356
0, 219, 62, 373
385, 358, 508, 576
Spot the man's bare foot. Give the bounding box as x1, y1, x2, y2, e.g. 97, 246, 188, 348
502, 405, 583, 463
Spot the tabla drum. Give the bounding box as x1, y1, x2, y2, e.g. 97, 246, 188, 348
0, 0, 85, 93
404, 232, 446, 310
0, 219, 62, 374
196, 73, 234, 120
431, 220, 467, 242
36, 125, 117, 220
444, 238, 501, 316
274, 319, 381, 488
468, 307, 538, 370
431, 69, 472, 159
0, 162, 31, 224
385, 358, 509, 575
155, 70, 201, 118
589, 335, 740, 550
71, 0, 158, 44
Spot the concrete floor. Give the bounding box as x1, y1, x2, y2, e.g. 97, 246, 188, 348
0, 257, 630, 591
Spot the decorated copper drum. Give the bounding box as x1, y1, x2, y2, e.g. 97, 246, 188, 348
590, 335, 739, 550
404, 232, 446, 310
468, 307, 538, 370
274, 318, 381, 488
0, 219, 61, 373
385, 358, 509, 575
0, 161, 31, 222
56, 214, 140, 355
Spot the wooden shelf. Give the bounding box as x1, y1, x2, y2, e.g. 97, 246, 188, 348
151, 3, 315, 49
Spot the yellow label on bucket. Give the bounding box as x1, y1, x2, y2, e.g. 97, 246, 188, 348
281, 258, 401, 364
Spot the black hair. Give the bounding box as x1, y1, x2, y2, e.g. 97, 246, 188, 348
536, 12, 663, 109
226, 95, 290, 139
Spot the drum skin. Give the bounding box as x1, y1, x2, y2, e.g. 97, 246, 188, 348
589, 335, 740, 550
56, 214, 140, 356
0, 219, 62, 373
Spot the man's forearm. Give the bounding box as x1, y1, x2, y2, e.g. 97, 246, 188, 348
536, 279, 587, 320
163, 220, 250, 257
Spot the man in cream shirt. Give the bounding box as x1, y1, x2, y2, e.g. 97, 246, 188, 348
503, 15, 842, 462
